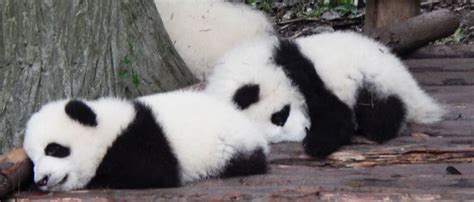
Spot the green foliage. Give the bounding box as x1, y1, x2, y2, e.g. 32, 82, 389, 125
120, 55, 131, 65
326, 0, 353, 6
118, 69, 130, 78
451, 28, 465, 43
332, 3, 358, 16
434, 28, 465, 45
246, 0, 358, 18
246, 0, 274, 13
118, 55, 140, 87
132, 72, 140, 87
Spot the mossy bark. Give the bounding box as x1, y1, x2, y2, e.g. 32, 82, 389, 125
0, 0, 197, 152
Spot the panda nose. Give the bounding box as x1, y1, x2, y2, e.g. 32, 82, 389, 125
36, 175, 49, 187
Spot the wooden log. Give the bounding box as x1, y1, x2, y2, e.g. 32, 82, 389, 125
369, 9, 460, 55
0, 147, 32, 198
364, 0, 421, 32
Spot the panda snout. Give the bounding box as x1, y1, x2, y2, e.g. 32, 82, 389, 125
36, 175, 49, 187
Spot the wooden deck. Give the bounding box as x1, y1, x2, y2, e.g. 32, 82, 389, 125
10, 45, 474, 201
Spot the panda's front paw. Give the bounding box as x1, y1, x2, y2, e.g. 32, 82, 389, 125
302, 136, 342, 158
302, 120, 355, 158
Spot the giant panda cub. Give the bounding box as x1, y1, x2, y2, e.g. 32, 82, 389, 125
154, 0, 274, 81
23, 91, 269, 191
205, 31, 445, 158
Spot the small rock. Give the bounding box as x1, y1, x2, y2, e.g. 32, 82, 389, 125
463, 11, 474, 27
446, 165, 462, 175
321, 10, 341, 21
282, 10, 293, 20
311, 26, 335, 34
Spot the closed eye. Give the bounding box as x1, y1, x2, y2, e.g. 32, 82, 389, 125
271, 104, 291, 127
45, 143, 70, 158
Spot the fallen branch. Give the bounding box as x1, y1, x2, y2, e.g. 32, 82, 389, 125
369, 9, 460, 55
0, 147, 32, 198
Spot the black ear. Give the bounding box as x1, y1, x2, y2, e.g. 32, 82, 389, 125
65, 100, 98, 127
232, 84, 260, 110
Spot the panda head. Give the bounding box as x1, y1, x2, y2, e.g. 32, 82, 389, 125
205, 37, 310, 143
24, 99, 112, 191
228, 83, 309, 143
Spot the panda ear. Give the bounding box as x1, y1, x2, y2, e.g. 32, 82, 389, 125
232, 84, 260, 110
65, 100, 98, 127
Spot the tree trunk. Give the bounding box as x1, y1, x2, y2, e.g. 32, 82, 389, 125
364, 0, 421, 32
0, 0, 197, 152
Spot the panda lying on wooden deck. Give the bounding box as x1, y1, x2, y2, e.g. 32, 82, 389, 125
23, 91, 269, 191
205, 31, 446, 158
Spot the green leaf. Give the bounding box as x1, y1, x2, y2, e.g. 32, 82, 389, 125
132, 72, 140, 87
118, 69, 129, 78
120, 55, 131, 65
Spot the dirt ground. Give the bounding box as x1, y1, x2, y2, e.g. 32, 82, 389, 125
254, 0, 473, 44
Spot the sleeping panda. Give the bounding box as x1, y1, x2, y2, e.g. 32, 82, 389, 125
23, 91, 269, 191
205, 31, 445, 157
154, 0, 274, 81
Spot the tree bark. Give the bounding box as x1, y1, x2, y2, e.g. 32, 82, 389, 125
364, 0, 421, 32
0, 0, 197, 152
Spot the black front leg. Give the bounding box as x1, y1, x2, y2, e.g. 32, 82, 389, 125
303, 94, 356, 158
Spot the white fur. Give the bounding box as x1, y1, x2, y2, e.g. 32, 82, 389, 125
154, 0, 274, 80
24, 91, 268, 191
205, 31, 445, 143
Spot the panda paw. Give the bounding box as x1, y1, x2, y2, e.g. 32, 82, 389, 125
302, 119, 355, 158
302, 137, 343, 158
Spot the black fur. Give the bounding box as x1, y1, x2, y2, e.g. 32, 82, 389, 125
274, 40, 356, 158
233, 84, 260, 110
221, 148, 267, 177
65, 100, 98, 127
271, 104, 291, 127
88, 101, 180, 189
354, 87, 406, 143
44, 143, 70, 158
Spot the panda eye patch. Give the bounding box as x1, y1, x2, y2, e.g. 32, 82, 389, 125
271, 104, 291, 127
45, 143, 70, 158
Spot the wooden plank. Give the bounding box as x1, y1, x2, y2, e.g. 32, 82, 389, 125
405, 58, 474, 85
412, 120, 473, 137
408, 45, 474, 59
270, 136, 474, 168
12, 163, 474, 200
406, 58, 474, 72
413, 71, 474, 86
423, 86, 474, 104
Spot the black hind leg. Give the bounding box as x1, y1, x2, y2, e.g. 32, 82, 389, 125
221, 148, 267, 177
354, 88, 406, 143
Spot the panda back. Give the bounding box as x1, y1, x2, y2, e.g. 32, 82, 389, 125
138, 91, 269, 183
